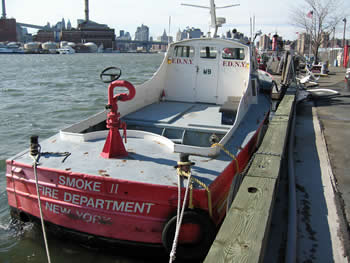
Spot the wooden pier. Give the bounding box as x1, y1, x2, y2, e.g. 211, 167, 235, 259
205, 79, 296, 262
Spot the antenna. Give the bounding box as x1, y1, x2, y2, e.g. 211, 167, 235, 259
168, 16, 171, 45
181, 0, 239, 37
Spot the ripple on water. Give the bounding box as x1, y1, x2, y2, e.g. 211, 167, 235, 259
0, 53, 164, 262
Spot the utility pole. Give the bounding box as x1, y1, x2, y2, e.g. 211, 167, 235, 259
343, 18, 347, 48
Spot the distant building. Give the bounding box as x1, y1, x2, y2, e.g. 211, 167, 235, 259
320, 32, 329, 48
116, 30, 132, 51
0, 18, 17, 42
117, 30, 131, 40
296, 32, 311, 55
152, 29, 172, 52
77, 20, 115, 48
186, 28, 202, 39
176, 29, 186, 41
135, 24, 149, 41
159, 29, 168, 42
259, 34, 271, 50
34, 19, 115, 49
272, 34, 283, 51
33, 30, 55, 42
67, 20, 72, 30
157, 29, 172, 43
176, 27, 203, 41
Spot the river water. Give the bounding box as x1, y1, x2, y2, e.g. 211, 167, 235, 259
0, 53, 164, 263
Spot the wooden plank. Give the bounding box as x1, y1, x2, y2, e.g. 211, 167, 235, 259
274, 94, 295, 116
258, 118, 289, 156
205, 91, 296, 263
204, 176, 278, 263
245, 154, 281, 180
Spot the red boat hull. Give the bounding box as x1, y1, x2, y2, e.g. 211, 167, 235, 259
6, 115, 266, 246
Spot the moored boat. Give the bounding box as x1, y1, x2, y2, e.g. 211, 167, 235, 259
57, 46, 76, 54
5, 1, 274, 261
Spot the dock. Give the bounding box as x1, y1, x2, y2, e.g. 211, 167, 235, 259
205, 64, 350, 262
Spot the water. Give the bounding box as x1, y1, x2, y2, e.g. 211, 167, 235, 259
0, 53, 164, 263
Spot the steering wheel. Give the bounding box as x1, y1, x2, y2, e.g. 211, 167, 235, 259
100, 67, 122, 83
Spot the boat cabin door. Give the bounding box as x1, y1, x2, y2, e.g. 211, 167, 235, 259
195, 46, 219, 104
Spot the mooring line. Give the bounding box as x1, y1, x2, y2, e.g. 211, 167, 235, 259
31, 155, 52, 263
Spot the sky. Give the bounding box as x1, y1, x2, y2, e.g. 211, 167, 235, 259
3, 0, 350, 41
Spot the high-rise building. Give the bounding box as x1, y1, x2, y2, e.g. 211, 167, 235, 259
67, 19, 72, 30
296, 32, 311, 55
176, 27, 203, 41
160, 29, 168, 42
135, 24, 149, 41
259, 34, 271, 50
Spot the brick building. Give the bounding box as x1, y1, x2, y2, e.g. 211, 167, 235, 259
34, 21, 115, 49
0, 18, 17, 42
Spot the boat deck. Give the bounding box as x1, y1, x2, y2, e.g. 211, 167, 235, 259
11, 97, 270, 188
124, 101, 231, 134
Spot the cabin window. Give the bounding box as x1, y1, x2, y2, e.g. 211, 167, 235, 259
200, 47, 217, 59
174, 45, 195, 57
222, 48, 245, 60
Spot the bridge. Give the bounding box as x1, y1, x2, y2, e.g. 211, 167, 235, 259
17, 22, 47, 30
115, 39, 169, 46
115, 39, 169, 51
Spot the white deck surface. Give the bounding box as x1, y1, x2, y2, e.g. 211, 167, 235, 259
12, 96, 270, 188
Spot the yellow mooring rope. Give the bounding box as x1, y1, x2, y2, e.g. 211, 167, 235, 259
176, 168, 213, 218
211, 143, 240, 173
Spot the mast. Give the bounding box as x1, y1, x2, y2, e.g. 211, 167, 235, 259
181, 0, 239, 37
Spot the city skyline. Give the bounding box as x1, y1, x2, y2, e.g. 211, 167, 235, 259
4, 0, 349, 41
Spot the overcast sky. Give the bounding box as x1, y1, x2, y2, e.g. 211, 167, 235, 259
3, 0, 350, 40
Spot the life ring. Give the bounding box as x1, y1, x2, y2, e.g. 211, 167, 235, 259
162, 209, 216, 260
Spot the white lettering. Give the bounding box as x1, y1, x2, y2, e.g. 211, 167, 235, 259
95, 199, 104, 209
76, 210, 84, 218
75, 179, 84, 189
125, 202, 133, 212
64, 192, 71, 202
63, 192, 154, 214
86, 198, 95, 207
58, 175, 65, 185
58, 176, 101, 192
113, 201, 125, 211
45, 202, 71, 214
80, 195, 88, 205
134, 202, 144, 213
109, 184, 119, 194
145, 203, 154, 214
38, 185, 59, 200
72, 194, 80, 205
75, 210, 111, 224
44, 202, 112, 225
83, 213, 92, 222
105, 200, 113, 210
